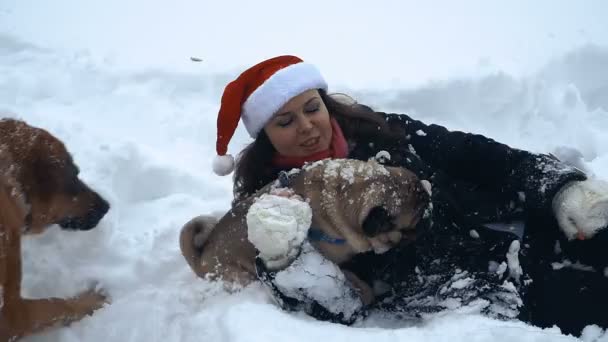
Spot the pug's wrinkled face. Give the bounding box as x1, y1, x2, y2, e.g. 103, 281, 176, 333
360, 166, 430, 243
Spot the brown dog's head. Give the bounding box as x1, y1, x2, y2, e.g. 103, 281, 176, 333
0, 119, 110, 234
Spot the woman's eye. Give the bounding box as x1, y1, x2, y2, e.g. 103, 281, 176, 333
277, 118, 293, 127
305, 105, 320, 114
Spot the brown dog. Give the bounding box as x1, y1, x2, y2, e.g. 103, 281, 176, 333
0, 119, 110, 341
180, 159, 429, 302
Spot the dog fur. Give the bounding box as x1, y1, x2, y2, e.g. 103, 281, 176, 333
0, 119, 110, 341
180, 159, 429, 302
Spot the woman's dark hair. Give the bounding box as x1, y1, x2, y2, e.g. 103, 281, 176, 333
232, 89, 391, 204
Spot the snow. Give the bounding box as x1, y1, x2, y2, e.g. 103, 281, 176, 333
551, 260, 596, 272
1, 0, 608, 340
274, 243, 363, 320
506, 240, 523, 283
247, 193, 312, 270
420, 180, 432, 197
496, 262, 508, 278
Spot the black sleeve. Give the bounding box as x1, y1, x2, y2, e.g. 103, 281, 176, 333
379, 112, 587, 213
254, 243, 366, 325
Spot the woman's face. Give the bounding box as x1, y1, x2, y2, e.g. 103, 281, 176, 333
263, 89, 333, 157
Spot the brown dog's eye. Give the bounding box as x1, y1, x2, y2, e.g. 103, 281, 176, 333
32, 158, 84, 197
64, 177, 85, 195
63, 162, 84, 195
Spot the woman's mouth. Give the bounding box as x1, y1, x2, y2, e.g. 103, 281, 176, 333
301, 137, 320, 148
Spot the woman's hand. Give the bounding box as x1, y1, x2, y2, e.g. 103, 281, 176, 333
246, 190, 312, 270
553, 179, 608, 240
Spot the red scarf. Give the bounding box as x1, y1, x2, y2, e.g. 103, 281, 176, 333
272, 118, 349, 169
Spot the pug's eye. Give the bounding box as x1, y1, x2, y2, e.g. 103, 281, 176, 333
362, 206, 395, 237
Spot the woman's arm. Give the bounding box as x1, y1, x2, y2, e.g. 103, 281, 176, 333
247, 192, 365, 324
255, 243, 365, 325
378, 112, 586, 213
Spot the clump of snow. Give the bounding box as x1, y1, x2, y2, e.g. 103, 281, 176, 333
496, 262, 508, 278
554, 240, 563, 255
579, 325, 608, 342
420, 180, 432, 196
408, 144, 418, 156
304, 158, 390, 185
506, 240, 523, 282
469, 229, 480, 239
246, 193, 312, 270
274, 243, 363, 320
551, 259, 595, 272
552, 146, 592, 175
448, 277, 475, 290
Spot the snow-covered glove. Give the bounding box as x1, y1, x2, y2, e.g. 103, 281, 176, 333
246, 190, 312, 270
269, 242, 364, 324
553, 179, 608, 240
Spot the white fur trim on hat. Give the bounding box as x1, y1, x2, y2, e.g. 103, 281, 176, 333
213, 154, 235, 176
242, 62, 328, 138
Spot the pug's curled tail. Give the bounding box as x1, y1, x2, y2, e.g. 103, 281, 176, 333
179, 215, 218, 278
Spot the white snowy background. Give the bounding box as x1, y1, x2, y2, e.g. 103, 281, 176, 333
1, 0, 608, 341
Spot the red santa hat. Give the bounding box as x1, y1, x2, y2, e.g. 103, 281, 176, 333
212, 55, 328, 176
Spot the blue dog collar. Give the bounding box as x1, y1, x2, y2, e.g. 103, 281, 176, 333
308, 228, 346, 245
278, 171, 346, 245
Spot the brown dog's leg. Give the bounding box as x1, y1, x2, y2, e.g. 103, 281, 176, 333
1, 231, 105, 340
2, 291, 106, 340
1, 179, 27, 340
1, 191, 106, 340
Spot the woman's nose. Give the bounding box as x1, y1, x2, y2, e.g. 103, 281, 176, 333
296, 114, 313, 133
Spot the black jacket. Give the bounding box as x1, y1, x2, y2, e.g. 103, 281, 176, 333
257, 111, 586, 324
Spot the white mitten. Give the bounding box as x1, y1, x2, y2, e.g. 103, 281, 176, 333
246, 192, 312, 270
553, 179, 608, 240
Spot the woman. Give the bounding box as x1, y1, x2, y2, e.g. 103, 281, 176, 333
210, 55, 608, 335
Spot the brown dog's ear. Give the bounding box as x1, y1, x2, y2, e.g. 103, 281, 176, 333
17, 131, 83, 198
17, 156, 57, 202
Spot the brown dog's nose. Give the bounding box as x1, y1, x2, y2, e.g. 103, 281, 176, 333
58, 193, 110, 231
90, 195, 110, 222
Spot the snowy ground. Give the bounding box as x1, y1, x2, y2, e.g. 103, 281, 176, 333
1, 1, 608, 341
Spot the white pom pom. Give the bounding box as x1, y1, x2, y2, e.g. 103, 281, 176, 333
213, 154, 235, 176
